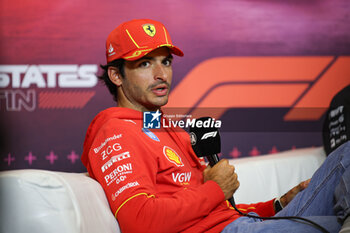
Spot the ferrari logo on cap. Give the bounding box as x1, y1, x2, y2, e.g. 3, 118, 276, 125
163, 146, 184, 167
143, 24, 156, 37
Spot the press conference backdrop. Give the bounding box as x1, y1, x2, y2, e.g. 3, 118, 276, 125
1, 0, 349, 172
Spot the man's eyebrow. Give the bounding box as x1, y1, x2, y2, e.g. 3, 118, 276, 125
138, 54, 173, 61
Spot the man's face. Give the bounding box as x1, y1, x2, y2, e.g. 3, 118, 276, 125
117, 47, 173, 112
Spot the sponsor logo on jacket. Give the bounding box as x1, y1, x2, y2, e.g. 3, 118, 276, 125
94, 134, 122, 154
111, 181, 140, 200
142, 128, 160, 142
104, 163, 133, 186
101, 151, 131, 173
100, 142, 122, 160
172, 172, 191, 185
163, 146, 184, 167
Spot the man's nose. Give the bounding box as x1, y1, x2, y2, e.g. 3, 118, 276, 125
153, 63, 168, 82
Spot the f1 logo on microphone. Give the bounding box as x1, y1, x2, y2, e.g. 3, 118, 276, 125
201, 131, 218, 140
143, 110, 161, 129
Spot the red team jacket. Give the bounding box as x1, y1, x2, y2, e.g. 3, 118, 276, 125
81, 107, 275, 233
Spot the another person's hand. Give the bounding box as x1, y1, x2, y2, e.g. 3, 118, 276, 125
203, 159, 240, 200
280, 179, 311, 207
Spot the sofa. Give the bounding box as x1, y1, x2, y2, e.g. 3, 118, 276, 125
0, 147, 327, 233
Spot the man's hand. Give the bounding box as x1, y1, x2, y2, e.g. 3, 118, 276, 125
280, 179, 311, 207
203, 159, 240, 200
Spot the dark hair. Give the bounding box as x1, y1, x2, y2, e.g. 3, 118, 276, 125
98, 59, 126, 102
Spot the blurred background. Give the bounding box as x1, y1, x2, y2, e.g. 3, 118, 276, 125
1, 0, 349, 172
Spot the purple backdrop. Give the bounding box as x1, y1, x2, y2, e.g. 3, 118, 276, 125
1, 0, 350, 172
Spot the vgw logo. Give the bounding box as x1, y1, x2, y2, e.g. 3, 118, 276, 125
143, 110, 161, 129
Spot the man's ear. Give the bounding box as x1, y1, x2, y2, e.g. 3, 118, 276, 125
108, 66, 123, 87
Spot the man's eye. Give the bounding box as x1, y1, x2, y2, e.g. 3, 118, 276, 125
139, 61, 150, 67
163, 59, 172, 66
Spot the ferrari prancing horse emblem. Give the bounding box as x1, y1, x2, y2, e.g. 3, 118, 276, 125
143, 24, 156, 37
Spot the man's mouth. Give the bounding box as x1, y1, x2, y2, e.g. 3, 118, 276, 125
151, 84, 169, 96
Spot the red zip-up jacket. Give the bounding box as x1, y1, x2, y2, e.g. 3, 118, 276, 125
81, 107, 275, 233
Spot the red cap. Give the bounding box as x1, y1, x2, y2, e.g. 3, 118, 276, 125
106, 19, 184, 62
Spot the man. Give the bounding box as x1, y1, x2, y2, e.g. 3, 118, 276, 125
81, 19, 349, 233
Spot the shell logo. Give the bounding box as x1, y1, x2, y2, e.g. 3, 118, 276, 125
163, 146, 184, 167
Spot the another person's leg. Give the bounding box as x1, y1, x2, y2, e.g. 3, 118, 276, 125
334, 166, 350, 232
223, 142, 350, 233
277, 141, 350, 217
222, 215, 340, 233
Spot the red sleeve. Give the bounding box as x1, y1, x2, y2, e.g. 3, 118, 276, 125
235, 199, 276, 217
118, 181, 224, 233
87, 119, 225, 233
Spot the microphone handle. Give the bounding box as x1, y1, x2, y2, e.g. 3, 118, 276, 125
207, 154, 220, 167
207, 154, 236, 207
